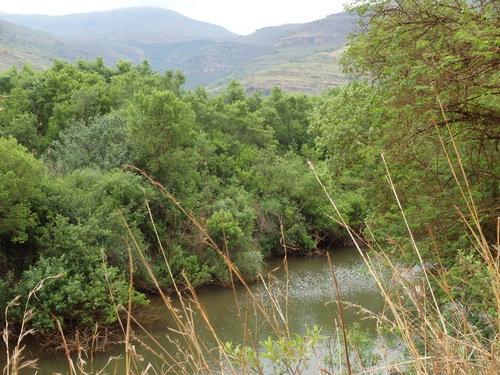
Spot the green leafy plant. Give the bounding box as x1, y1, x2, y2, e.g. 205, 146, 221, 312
226, 325, 329, 374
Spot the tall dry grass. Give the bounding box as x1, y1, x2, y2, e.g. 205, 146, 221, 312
4, 159, 498, 374
3, 105, 499, 374
306, 90, 500, 374
117, 136, 499, 374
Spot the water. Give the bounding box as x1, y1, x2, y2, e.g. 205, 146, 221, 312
3, 247, 385, 374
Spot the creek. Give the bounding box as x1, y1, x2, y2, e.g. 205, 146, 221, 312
4, 246, 385, 374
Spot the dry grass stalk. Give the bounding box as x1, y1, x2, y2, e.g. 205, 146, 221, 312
116, 171, 298, 374
8, 97, 496, 374
112, 166, 351, 374
123, 166, 294, 336
327, 252, 352, 375
2, 297, 38, 375
3, 275, 67, 375
308, 136, 499, 374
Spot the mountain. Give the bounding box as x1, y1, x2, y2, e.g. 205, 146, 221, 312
0, 8, 238, 42
0, 8, 238, 73
196, 12, 359, 94
0, 7, 358, 94
0, 19, 94, 70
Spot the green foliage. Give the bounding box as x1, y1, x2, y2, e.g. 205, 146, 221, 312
0, 5, 497, 372
4, 167, 154, 331
45, 112, 131, 173
0, 60, 110, 152
0, 113, 42, 152
12, 251, 148, 332
233, 249, 264, 281
440, 249, 498, 338
41, 168, 155, 286
0, 58, 359, 337
345, 322, 381, 370
225, 325, 329, 374
205, 210, 242, 250
328, 3, 500, 365
0, 137, 45, 244
126, 89, 202, 201
342, 0, 500, 249
157, 245, 212, 289
205, 210, 247, 283
260, 86, 315, 154
225, 306, 382, 373
308, 81, 390, 232
310, 81, 386, 174
39, 60, 110, 143
224, 80, 246, 104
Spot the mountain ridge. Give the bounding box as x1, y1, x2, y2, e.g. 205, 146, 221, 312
0, 7, 238, 41
0, 7, 358, 94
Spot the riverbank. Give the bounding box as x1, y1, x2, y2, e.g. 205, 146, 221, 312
2, 247, 386, 374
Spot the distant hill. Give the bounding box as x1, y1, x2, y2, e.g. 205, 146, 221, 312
200, 12, 359, 94
0, 19, 94, 70
0, 7, 359, 94
0, 7, 238, 73
0, 8, 238, 42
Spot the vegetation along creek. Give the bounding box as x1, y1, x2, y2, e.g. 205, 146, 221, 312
2, 248, 386, 374
0, 0, 499, 374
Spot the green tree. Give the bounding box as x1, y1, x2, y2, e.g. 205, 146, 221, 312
127, 89, 202, 201
224, 80, 246, 104
0, 64, 47, 153
342, 0, 500, 248
44, 112, 132, 173
260, 87, 315, 153
75, 57, 118, 83
41, 168, 155, 286
309, 81, 391, 231
108, 61, 185, 109
0, 137, 45, 247
0, 60, 111, 152
12, 226, 148, 332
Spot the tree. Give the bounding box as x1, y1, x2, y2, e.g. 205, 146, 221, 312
0, 64, 47, 153
0, 137, 46, 280
0, 137, 45, 244
0, 60, 111, 153
342, 0, 500, 247
12, 225, 148, 332
344, 0, 500, 134
40, 168, 155, 286
45, 112, 132, 173
260, 87, 315, 153
309, 81, 390, 231
108, 61, 185, 109
126, 89, 202, 201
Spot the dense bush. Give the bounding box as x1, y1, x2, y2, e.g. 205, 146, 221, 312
2, 2, 496, 338
0, 60, 347, 335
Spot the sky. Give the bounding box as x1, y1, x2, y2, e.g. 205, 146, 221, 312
0, 0, 350, 35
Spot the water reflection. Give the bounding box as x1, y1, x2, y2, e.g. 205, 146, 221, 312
5, 247, 384, 374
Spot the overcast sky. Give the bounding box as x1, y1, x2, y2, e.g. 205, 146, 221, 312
0, 0, 350, 35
